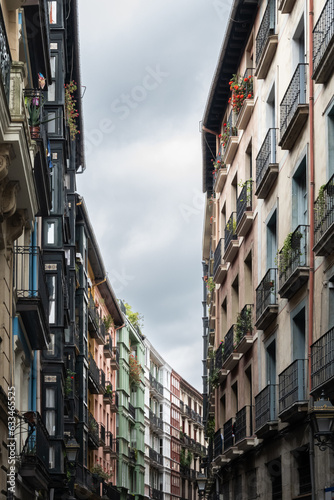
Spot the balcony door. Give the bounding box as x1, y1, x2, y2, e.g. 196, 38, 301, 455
266, 210, 277, 270
292, 159, 307, 227
266, 339, 276, 385
292, 307, 306, 360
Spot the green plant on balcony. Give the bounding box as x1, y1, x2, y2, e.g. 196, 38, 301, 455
123, 301, 144, 331
25, 93, 60, 138
91, 463, 112, 480
65, 80, 80, 140
88, 417, 98, 434
209, 369, 220, 390
276, 230, 303, 273
180, 448, 192, 467
207, 277, 215, 293
64, 369, 76, 396
235, 308, 252, 346
219, 122, 238, 148
206, 417, 215, 440
105, 384, 113, 395
103, 314, 114, 331
238, 179, 253, 206
129, 353, 141, 386
228, 73, 254, 114
226, 218, 237, 235
315, 184, 326, 221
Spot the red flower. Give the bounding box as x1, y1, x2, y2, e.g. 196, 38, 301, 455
218, 134, 222, 138
217, 160, 221, 164
244, 77, 248, 82
234, 85, 239, 90
223, 123, 226, 127
240, 94, 244, 99
247, 93, 252, 99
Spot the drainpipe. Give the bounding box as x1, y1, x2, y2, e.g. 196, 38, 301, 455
308, 2, 316, 500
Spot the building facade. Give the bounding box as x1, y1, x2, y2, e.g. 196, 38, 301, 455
201, 0, 334, 499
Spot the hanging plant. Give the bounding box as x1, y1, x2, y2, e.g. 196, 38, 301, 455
129, 353, 141, 385
65, 81, 80, 140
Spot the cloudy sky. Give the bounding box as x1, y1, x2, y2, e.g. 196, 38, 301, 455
77, 0, 231, 392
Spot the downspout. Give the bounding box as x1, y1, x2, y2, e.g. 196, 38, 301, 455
308, 2, 315, 500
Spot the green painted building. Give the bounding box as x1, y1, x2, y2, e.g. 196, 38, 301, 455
117, 301, 145, 500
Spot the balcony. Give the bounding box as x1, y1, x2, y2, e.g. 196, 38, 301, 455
104, 335, 113, 358
214, 164, 228, 193
88, 295, 105, 345
235, 68, 255, 131
110, 346, 120, 370
236, 180, 254, 237
213, 239, 228, 284
75, 465, 95, 497
222, 325, 242, 371
255, 128, 279, 199
223, 418, 241, 459
18, 411, 50, 490
278, 359, 308, 423
150, 487, 163, 500
149, 447, 163, 467
278, 0, 296, 13
313, 0, 334, 83
234, 304, 254, 354
255, 268, 278, 330
215, 343, 229, 382
224, 212, 240, 262
311, 327, 334, 397
149, 410, 163, 433
314, 175, 334, 256
279, 64, 308, 150
222, 111, 239, 165
213, 429, 229, 465
278, 225, 310, 300
234, 405, 256, 451
149, 372, 164, 399
255, 0, 278, 79
128, 402, 136, 420
255, 384, 278, 438
99, 423, 106, 446
100, 369, 106, 394
88, 353, 100, 394
103, 387, 118, 412
14, 246, 50, 350
88, 412, 99, 449
104, 432, 119, 456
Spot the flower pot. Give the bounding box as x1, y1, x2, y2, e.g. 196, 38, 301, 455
30, 125, 40, 139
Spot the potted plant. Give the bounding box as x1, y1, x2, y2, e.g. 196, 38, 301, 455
25, 92, 60, 139
64, 369, 76, 396
228, 73, 254, 114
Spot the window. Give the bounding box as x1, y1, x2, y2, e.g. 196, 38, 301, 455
292, 305, 306, 360
266, 339, 276, 385
292, 157, 307, 227
45, 388, 56, 435
266, 210, 277, 269
267, 458, 282, 500
47, 333, 55, 355
48, 1, 57, 23
49, 447, 55, 469
47, 275, 56, 324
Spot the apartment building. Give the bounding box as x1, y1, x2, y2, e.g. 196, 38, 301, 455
144, 339, 172, 500
201, 0, 334, 498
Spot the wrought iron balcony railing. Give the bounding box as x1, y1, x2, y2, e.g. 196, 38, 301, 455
213, 238, 224, 276
314, 174, 334, 250
99, 422, 106, 445
234, 405, 253, 443
215, 341, 224, 370
278, 359, 308, 414
311, 326, 334, 392
149, 372, 163, 396
111, 346, 120, 365
255, 384, 277, 432
19, 411, 50, 475
0, 3, 11, 102
128, 402, 136, 419
277, 225, 309, 290
236, 180, 253, 227
149, 447, 163, 465
150, 487, 163, 500
280, 63, 308, 139
223, 324, 237, 362
256, 128, 278, 189
313, 0, 334, 77
255, 268, 277, 322
222, 110, 237, 148
223, 418, 234, 451
104, 432, 119, 454
224, 212, 237, 251
88, 353, 100, 389
149, 410, 163, 430
256, 0, 276, 66
214, 428, 223, 457
88, 412, 99, 446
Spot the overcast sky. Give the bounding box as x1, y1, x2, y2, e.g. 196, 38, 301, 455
77, 0, 231, 392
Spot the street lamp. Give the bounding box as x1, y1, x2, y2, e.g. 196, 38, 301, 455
65, 436, 80, 500
310, 391, 334, 451
197, 472, 207, 498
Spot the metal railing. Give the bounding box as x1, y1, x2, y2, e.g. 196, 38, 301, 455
280, 63, 308, 139
105, 432, 119, 454
224, 212, 237, 251
111, 346, 120, 365
149, 372, 163, 396
19, 411, 49, 472
313, 0, 334, 74
237, 180, 253, 226
213, 238, 224, 276
242, 67, 255, 98
314, 174, 334, 247
255, 384, 277, 431
13, 246, 49, 321
234, 405, 253, 443
215, 341, 224, 370
99, 369, 106, 391
99, 423, 106, 445
214, 429, 223, 457
0, 3, 12, 102
311, 326, 334, 391
88, 353, 100, 388
222, 110, 237, 149
149, 410, 163, 430
223, 418, 234, 451
150, 487, 163, 500
88, 412, 99, 444
149, 447, 163, 465
278, 359, 308, 414
278, 225, 309, 290
256, 128, 278, 188
256, 0, 276, 65
223, 324, 237, 362
256, 268, 277, 322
